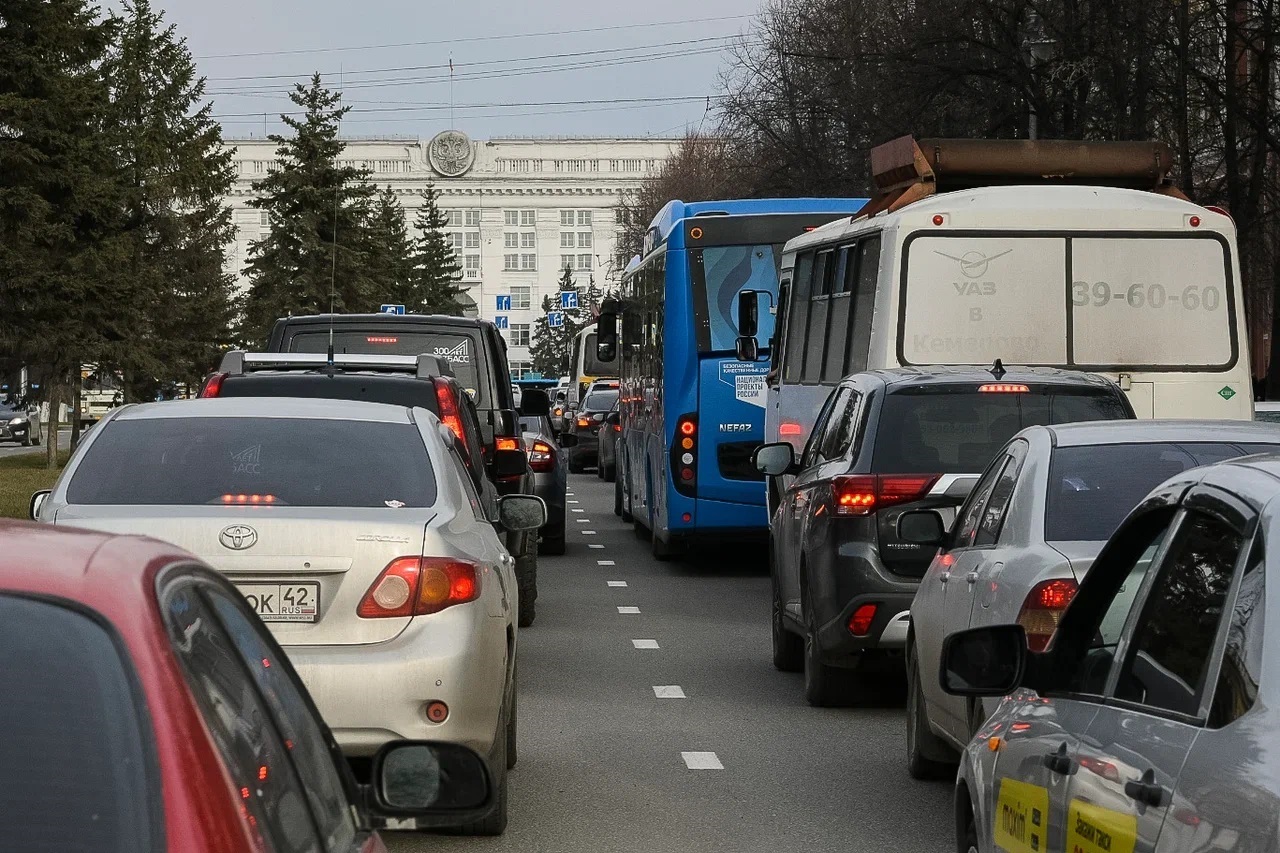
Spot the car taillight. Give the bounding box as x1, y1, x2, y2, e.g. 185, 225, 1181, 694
670, 414, 697, 497
433, 378, 469, 456
496, 437, 519, 451
613, 423, 621, 432
529, 440, 556, 473
832, 474, 940, 516
199, 373, 227, 398
848, 603, 877, 636
357, 556, 481, 619
577, 417, 591, 428
978, 383, 1030, 393
220, 494, 277, 505
1017, 578, 1078, 652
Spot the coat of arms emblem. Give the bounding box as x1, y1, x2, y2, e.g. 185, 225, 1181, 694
427, 130, 475, 177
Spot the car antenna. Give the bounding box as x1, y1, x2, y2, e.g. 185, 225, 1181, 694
990, 359, 1006, 381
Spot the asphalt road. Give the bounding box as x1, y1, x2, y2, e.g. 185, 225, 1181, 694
389, 472, 954, 853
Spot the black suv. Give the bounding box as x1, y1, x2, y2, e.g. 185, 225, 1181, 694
753, 365, 1134, 706
199, 350, 542, 627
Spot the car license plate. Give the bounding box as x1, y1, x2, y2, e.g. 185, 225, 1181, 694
236, 582, 320, 623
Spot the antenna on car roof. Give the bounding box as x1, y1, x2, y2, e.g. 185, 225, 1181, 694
990, 359, 1006, 381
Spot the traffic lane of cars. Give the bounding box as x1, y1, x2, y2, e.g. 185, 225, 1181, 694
32, 396, 542, 835
392, 472, 953, 853
1, 520, 496, 852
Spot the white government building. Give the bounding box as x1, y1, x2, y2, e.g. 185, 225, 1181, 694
223, 131, 676, 376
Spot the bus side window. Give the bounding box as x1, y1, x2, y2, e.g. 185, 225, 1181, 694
845, 235, 881, 374
771, 280, 790, 381
783, 253, 815, 384
802, 252, 834, 384
823, 246, 856, 383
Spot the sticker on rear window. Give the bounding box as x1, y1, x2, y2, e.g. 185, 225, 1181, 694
434, 341, 471, 364
231, 444, 262, 475
384, 499, 406, 509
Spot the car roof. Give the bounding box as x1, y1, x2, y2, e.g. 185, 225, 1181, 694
1043, 419, 1280, 448
113, 396, 417, 423
857, 365, 1118, 390
275, 313, 495, 332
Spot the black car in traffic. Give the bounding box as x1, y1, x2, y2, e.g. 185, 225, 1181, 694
565, 383, 618, 473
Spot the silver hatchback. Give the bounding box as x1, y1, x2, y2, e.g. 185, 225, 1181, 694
33, 396, 544, 835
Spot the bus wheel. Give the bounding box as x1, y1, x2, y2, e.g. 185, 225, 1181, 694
651, 526, 675, 562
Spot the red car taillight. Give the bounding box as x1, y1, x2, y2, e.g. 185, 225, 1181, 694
577, 417, 591, 428
831, 474, 940, 517
199, 372, 227, 398
357, 557, 481, 618
529, 440, 556, 473
433, 378, 469, 457
848, 603, 877, 636
671, 414, 697, 497
1017, 578, 1078, 652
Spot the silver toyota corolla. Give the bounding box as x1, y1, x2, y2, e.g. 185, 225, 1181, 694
32, 396, 545, 835
903, 419, 1280, 781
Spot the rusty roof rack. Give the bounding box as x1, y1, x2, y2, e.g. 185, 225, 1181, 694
855, 136, 1185, 219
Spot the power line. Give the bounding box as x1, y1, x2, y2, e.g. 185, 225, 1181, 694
219, 99, 707, 125
196, 15, 753, 60
211, 95, 726, 120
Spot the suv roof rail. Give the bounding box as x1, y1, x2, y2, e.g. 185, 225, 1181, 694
856, 136, 1185, 220
216, 351, 455, 379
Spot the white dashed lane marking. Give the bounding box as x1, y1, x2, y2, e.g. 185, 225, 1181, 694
682, 752, 723, 770
568, 500, 580, 504
653, 686, 686, 699
583, 531, 597, 535
617, 606, 640, 614
607, 580, 627, 587
576, 518, 591, 523
597, 560, 615, 566
632, 639, 660, 649
572, 509, 584, 513
589, 544, 604, 549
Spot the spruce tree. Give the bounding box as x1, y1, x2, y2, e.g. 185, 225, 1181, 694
408, 181, 466, 315
241, 75, 378, 342
530, 266, 589, 377
366, 185, 415, 307
0, 0, 130, 466
103, 0, 237, 396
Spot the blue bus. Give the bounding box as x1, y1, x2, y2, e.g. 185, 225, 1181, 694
599, 198, 868, 558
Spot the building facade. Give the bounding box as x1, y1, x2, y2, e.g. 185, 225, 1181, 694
223, 132, 675, 377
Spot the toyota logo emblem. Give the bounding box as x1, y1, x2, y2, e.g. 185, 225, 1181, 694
219, 525, 258, 551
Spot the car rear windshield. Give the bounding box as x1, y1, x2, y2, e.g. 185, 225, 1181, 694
286, 330, 484, 402
871, 386, 1131, 474
582, 389, 619, 411
1046, 441, 1280, 541
2, 594, 158, 853
67, 416, 437, 507
218, 373, 438, 411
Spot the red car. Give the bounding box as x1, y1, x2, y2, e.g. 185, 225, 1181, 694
1, 520, 493, 852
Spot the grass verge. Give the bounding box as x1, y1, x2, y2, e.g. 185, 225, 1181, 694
0, 451, 70, 520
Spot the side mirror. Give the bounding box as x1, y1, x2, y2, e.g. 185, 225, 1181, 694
940, 625, 1028, 697
519, 388, 551, 417
558, 433, 579, 447
752, 442, 797, 476
736, 290, 762, 362
896, 510, 948, 546
369, 741, 492, 822
736, 336, 760, 362
498, 494, 547, 531
490, 448, 528, 479
596, 312, 618, 363
30, 490, 51, 521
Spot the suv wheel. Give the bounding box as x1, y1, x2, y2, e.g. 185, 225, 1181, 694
906, 641, 957, 779
515, 540, 537, 628
801, 580, 853, 707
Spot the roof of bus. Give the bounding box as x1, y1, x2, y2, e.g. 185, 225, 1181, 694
649, 197, 870, 244
785, 184, 1230, 253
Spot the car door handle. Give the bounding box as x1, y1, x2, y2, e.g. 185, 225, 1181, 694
1042, 743, 1075, 776
1124, 769, 1166, 808
966, 571, 980, 584
939, 572, 950, 584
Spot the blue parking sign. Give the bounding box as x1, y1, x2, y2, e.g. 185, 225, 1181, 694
496, 295, 511, 311
559, 290, 579, 309
380, 304, 406, 315
548, 312, 564, 328
494, 315, 509, 329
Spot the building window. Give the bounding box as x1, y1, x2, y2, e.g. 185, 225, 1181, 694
560, 232, 575, 249
465, 210, 481, 227
577, 232, 593, 248
520, 232, 536, 249
464, 255, 480, 279
511, 286, 531, 309
445, 210, 464, 227
509, 360, 531, 379
560, 210, 575, 227
504, 210, 518, 227
560, 254, 574, 271
260, 211, 270, 226
510, 324, 531, 347
506, 210, 535, 227
520, 210, 536, 227
504, 233, 519, 249
465, 231, 480, 249
577, 253, 593, 271
504, 254, 519, 271
577, 210, 592, 227
520, 254, 536, 271
447, 232, 463, 249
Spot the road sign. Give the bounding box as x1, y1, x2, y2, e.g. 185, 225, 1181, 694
380, 304, 406, 315
559, 290, 579, 309
494, 315, 509, 329
548, 312, 564, 328
496, 295, 512, 311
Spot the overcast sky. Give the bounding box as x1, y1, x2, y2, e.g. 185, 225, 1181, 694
151, 0, 758, 141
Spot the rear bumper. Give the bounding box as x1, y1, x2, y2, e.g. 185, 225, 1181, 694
283, 606, 510, 758
808, 541, 923, 665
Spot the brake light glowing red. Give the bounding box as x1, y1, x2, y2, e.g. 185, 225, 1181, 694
978, 384, 1030, 393
199, 373, 227, 398
832, 475, 940, 516
680, 420, 696, 436
848, 603, 877, 636
433, 378, 469, 456
367, 336, 398, 344
221, 494, 277, 505
528, 440, 556, 473
1017, 578, 1078, 652
357, 556, 481, 618
779, 422, 803, 436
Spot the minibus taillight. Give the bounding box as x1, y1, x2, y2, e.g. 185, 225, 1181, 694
671, 414, 698, 497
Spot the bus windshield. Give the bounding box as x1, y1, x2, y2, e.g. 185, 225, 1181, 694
580, 332, 613, 376
691, 244, 782, 352
900, 234, 1235, 370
